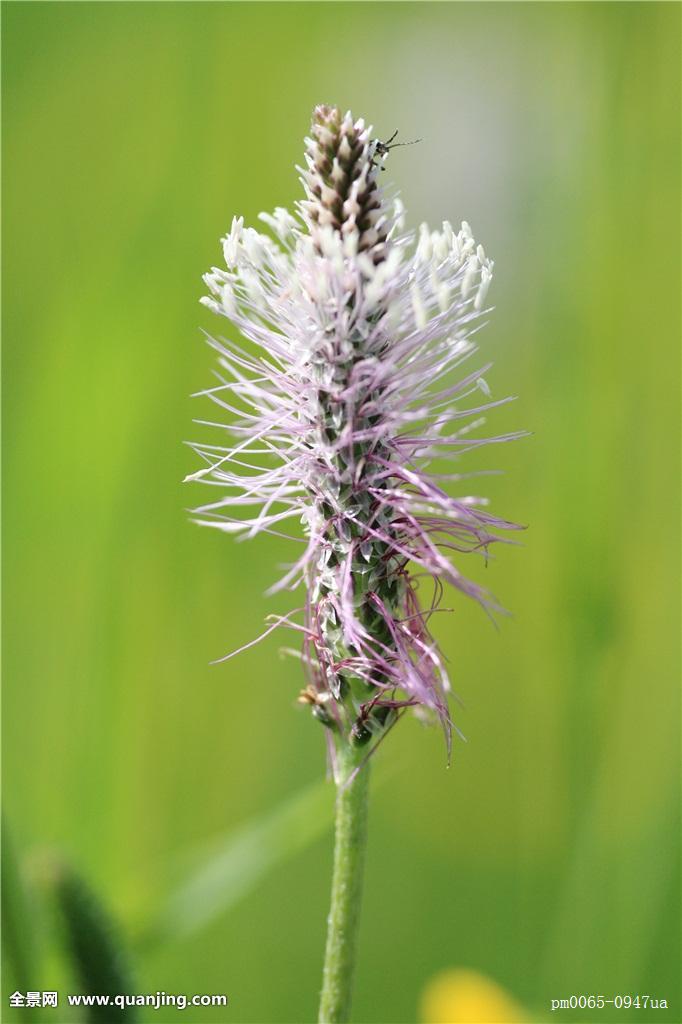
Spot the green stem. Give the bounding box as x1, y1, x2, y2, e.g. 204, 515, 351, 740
318, 746, 370, 1024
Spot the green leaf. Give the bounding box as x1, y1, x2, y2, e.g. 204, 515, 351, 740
51, 863, 137, 1023
1, 815, 38, 992
150, 777, 333, 944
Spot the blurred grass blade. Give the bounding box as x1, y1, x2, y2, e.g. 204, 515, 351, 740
153, 777, 333, 943
1, 815, 38, 992
51, 862, 137, 1022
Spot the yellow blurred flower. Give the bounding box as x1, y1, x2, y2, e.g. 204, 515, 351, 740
420, 968, 529, 1024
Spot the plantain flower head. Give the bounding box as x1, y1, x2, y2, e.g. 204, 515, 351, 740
190, 105, 522, 759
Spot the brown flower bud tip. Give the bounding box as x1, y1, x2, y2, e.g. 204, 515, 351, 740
301, 105, 389, 261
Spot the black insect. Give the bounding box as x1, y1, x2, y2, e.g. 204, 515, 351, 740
372, 129, 422, 169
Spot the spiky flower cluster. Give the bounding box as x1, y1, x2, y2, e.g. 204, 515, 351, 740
191, 105, 521, 758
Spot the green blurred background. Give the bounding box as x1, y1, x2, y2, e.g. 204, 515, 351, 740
3, 3, 680, 1022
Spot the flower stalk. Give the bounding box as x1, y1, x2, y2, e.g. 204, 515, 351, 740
318, 746, 370, 1024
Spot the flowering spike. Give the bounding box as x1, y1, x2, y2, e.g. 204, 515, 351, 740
192, 105, 522, 758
